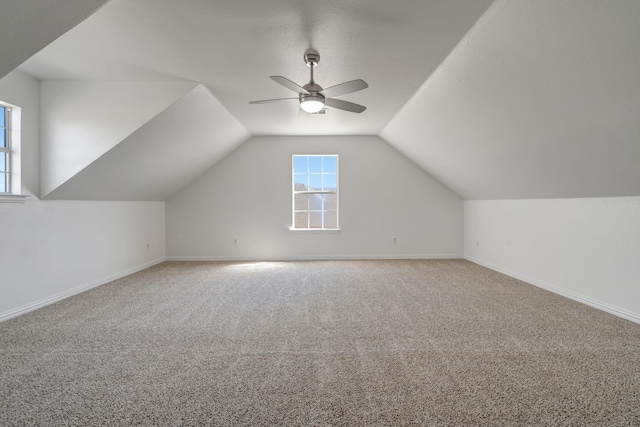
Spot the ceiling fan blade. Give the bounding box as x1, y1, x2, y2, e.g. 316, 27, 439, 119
320, 79, 368, 98
249, 97, 298, 104
325, 98, 366, 113
270, 76, 310, 95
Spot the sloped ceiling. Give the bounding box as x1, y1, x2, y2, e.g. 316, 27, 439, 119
7, 0, 640, 200
40, 81, 197, 197
382, 0, 640, 199
45, 85, 250, 201
0, 0, 110, 79
19, 0, 492, 137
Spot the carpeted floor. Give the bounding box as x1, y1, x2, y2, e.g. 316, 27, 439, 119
1, 259, 639, 426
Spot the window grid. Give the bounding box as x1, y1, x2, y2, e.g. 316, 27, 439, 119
292, 155, 338, 230
0, 106, 10, 194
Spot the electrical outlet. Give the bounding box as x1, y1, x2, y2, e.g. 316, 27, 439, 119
146, 242, 150, 250
233, 238, 238, 245
476, 240, 479, 247
393, 236, 397, 244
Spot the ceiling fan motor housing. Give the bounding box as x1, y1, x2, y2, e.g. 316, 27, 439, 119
302, 82, 323, 94
300, 93, 325, 103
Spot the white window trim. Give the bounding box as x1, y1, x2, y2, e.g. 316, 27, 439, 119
0, 104, 10, 193
0, 101, 26, 203
0, 194, 28, 203
288, 228, 342, 233
291, 154, 340, 231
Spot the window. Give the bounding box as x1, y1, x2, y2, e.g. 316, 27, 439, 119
0, 101, 25, 202
292, 155, 338, 230
0, 105, 10, 193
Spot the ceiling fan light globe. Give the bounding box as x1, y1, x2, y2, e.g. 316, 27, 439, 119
300, 99, 324, 113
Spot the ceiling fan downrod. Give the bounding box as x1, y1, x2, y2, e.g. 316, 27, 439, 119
304, 50, 320, 84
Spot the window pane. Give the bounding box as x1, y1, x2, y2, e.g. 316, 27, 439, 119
322, 193, 338, 211
323, 174, 336, 191
292, 154, 338, 230
323, 156, 336, 173
309, 194, 323, 210
309, 174, 322, 190
324, 211, 338, 229
0, 152, 6, 172
309, 212, 323, 228
293, 156, 307, 173
0, 107, 5, 127
0, 173, 6, 193
294, 193, 309, 210
0, 130, 5, 149
294, 174, 309, 190
309, 156, 322, 172
295, 212, 308, 229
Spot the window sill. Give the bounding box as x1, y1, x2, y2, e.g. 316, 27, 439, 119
0, 194, 28, 203
289, 228, 342, 233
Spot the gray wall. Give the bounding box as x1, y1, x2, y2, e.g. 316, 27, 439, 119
167, 135, 463, 260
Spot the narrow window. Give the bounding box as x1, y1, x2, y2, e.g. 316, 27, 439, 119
0, 105, 10, 193
0, 101, 25, 202
292, 155, 339, 230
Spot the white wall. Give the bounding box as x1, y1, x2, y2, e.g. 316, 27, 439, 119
465, 197, 640, 323
0, 200, 166, 319
0, 70, 167, 321
167, 135, 463, 260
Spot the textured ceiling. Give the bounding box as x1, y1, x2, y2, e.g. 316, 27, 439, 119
19, 0, 492, 136
0, 0, 110, 79
8, 0, 640, 200
382, 0, 640, 199
45, 85, 249, 201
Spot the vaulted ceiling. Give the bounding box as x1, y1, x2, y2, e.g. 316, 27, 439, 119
4, 0, 640, 200
0, 0, 110, 79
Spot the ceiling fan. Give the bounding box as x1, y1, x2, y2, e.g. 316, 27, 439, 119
250, 49, 368, 114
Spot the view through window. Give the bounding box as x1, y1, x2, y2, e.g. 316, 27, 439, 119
0, 105, 10, 193
292, 155, 338, 229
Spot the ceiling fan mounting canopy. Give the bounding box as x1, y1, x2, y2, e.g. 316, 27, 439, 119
304, 50, 320, 68
249, 49, 368, 114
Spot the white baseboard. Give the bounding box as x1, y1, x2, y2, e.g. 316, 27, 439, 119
465, 255, 640, 325
0, 257, 166, 323
166, 254, 463, 262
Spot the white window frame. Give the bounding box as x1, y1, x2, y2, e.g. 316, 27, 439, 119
0, 101, 26, 203
0, 104, 11, 194
291, 154, 339, 230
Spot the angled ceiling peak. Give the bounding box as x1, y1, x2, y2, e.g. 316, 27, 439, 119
18, 0, 493, 136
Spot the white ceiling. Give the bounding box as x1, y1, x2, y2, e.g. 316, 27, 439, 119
46, 84, 249, 201
19, 0, 493, 136
0, 0, 110, 79
382, 0, 640, 199
8, 0, 640, 200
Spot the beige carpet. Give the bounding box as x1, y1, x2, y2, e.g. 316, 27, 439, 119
1, 259, 639, 426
